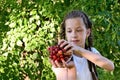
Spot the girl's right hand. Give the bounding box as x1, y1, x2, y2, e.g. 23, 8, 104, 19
50, 58, 66, 68
50, 59, 77, 80
58, 39, 73, 56
50, 58, 75, 68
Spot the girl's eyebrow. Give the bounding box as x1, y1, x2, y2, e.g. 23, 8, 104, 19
66, 26, 83, 29
66, 27, 71, 29
76, 26, 82, 29
66, 28, 71, 30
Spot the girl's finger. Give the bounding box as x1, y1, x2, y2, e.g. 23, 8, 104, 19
65, 49, 73, 55
58, 39, 65, 45
61, 59, 67, 67
59, 41, 68, 48
66, 61, 74, 68
64, 43, 72, 52
55, 60, 63, 68
51, 60, 57, 68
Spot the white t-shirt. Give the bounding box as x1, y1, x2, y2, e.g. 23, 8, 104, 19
73, 47, 100, 80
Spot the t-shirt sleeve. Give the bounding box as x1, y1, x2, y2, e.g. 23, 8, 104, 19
91, 47, 100, 55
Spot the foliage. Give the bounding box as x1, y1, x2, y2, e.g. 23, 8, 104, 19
0, 0, 120, 80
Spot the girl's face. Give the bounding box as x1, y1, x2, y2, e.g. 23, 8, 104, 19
65, 17, 90, 48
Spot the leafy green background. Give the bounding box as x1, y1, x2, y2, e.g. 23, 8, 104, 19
0, 0, 120, 80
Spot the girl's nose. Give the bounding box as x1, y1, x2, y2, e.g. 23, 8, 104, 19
71, 31, 77, 38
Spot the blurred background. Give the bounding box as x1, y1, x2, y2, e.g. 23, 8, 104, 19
0, 0, 120, 80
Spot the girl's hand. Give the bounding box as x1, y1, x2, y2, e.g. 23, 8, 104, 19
58, 39, 73, 56
51, 60, 76, 80
50, 58, 66, 68
49, 39, 76, 68
58, 39, 84, 57
50, 58, 74, 68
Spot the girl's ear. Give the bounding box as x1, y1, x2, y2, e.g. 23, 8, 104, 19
86, 28, 91, 38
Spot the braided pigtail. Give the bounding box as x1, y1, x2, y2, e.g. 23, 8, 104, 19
59, 21, 66, 40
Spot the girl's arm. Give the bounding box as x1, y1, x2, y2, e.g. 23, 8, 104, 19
50, 60, 77, 80
58, 39, 114, 71
52, 67, 68, 80
73, 46, 114, 71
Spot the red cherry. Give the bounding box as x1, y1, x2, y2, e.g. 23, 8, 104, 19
60, 57, 64, 61
59, 54, 63, 58
48, 44, 70, 63
57, 57, 60, 61
58, 50, 62, 55
52, 51, 56, 54
53, 55, 57, 60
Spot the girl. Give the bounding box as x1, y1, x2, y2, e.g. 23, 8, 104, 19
50, 10, 114, 80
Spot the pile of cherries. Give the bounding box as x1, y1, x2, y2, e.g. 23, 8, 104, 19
48, 45, 71, 63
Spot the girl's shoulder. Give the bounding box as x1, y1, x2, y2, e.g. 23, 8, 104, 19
91, 47, 100, 54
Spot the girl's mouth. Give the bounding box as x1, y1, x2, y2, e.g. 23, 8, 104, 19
71, 40, 79, 43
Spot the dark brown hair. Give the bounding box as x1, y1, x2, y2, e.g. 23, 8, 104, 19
60, 10, 93, 48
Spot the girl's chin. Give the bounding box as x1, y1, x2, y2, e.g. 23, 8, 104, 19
71, 42, 78, 45
72, 42, 80, 46
71, 42, 84, 47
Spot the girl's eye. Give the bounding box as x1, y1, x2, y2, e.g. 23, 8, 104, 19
67, 30, 72, 33
76, 29, 82, 32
